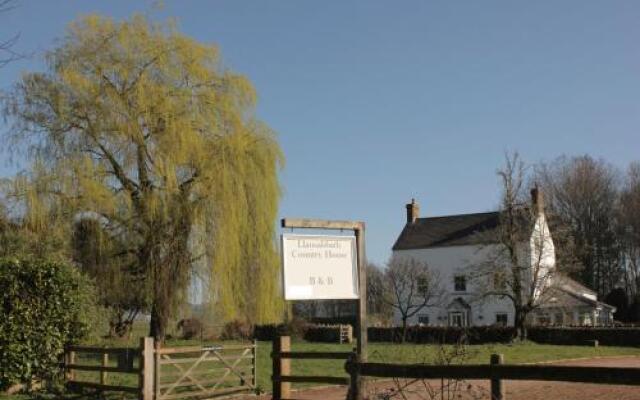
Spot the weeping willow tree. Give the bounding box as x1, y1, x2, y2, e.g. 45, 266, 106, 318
3, 14, 284, 341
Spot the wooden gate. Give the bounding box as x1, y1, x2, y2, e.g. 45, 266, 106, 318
155, 341, 257, 400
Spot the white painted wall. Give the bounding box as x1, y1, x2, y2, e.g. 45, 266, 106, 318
391, 211, 557, 327
392, 244, 515, 327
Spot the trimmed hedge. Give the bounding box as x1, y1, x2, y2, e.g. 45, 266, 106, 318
367, 326, 516, 344
528, 327, 640, 347
304, 325, 351, 343
254, 324, 515, 344
254, 323, 640, 347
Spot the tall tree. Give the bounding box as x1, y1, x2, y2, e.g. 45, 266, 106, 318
473, 153, 569, 340
3, 15, 284, 341
72, 217, 147, 337
618, 162, 640, 314
380, 256, 443, 342
366, 263, 393, 323
536, 155, 621, 297
0, 0, 22, 68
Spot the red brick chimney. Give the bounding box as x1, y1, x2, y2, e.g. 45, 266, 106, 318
406, 198, 420, 224
530, 186, 545, 214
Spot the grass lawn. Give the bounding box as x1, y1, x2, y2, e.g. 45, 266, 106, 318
3, 340, 640, 399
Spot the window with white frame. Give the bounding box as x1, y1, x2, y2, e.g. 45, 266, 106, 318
495, 313, 508, 326
454, 275, 466, 292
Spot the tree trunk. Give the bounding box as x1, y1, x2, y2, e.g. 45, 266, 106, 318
150, 303, 166, 343
401, 317, 408, 343
514, 309, 527, 341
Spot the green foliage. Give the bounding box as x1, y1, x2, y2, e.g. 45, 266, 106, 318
0, 258, 97, 390
72, 217, 147, 337
3, 13, 284, 340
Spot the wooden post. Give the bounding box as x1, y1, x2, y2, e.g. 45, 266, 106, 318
154, 340, 161, 400
279, 218, 367, 398
272, 336, 290, 400
65, 350, 76, 382
346, 348, 359, 400
491, 353, 505, 400
252, 339, 258, 392
355, 224, 367, 400
101, 351, 109, 385
139, 337, 155, 400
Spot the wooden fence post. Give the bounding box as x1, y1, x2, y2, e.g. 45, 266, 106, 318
491, 353, 505, 400
346, 349, 359, 400
139, 337, 155, 400
101, 351, 109, 385
272, 336, 290, 400
252, 339, 258, 392
154, 340, 161, 400
65, 350, 76, 382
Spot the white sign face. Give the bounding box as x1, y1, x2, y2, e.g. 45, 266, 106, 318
281, 234, 359, 300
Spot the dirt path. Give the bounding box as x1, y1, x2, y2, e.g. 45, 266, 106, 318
250, 356, 640, 400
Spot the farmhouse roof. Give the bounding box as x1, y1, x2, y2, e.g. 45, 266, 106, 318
392, 211, 502, 250
540, 279, 616, 312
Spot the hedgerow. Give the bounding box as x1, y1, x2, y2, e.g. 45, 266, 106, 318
0, 258, 97, 390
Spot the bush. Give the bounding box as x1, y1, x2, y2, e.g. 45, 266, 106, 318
253, 318, 311, 341
0, 258, 97, 390
177, 318, 203, 340
367, 326, 516, 344
304, 325, 352, 343
220, 320, 253, 341
528, 327, 640, 347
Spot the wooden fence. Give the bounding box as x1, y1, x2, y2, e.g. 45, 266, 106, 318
64, 337, 153, 398
63, 338, 256, 400
271, 336, 352, 400
345, 353, 640, 400
154, 341, 257, 400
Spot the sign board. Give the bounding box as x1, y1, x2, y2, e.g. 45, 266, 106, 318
281, 234, 359, 300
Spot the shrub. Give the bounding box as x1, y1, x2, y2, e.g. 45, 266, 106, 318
177, 318, 203, 340
253, 318, 311, 341
0, 258, 97, 390
304, 325, 352, 343
220, 320, 253, 341
367, 326, 516, 344
528, 327, 640, 347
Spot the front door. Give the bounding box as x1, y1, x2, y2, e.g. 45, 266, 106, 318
449, 311, 466, 327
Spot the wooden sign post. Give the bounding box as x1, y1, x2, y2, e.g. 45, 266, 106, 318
281, 218, 367, 400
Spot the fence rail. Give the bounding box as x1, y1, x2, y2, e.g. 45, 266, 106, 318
63, 338, 255, 400
345, 352, 640, 400
64, 339, 147, 397
271, 336, 353, 400
348, 361, 640, 386
155, 341, 257, 400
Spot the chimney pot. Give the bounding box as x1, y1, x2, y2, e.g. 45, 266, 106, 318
406, 198, 420, 224
531, 186, 545, 214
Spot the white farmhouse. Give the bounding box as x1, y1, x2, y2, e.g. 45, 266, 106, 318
391, 189, 615, 328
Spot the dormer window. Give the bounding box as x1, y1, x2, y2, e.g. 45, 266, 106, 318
454, 275, 466, 292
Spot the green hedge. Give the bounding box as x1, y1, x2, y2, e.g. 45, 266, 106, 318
367, 326, 516, 344
528, 327, 640, 347
0, 258, 97, 390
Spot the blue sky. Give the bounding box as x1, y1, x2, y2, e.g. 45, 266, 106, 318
1, 1, 639, 264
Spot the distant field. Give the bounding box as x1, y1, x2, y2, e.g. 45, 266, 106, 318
3, 339, 640, 399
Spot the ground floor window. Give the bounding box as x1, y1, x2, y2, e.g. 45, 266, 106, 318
418, 314, 429, 325
449, 311, 466, 327
495, 313, 508, 326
